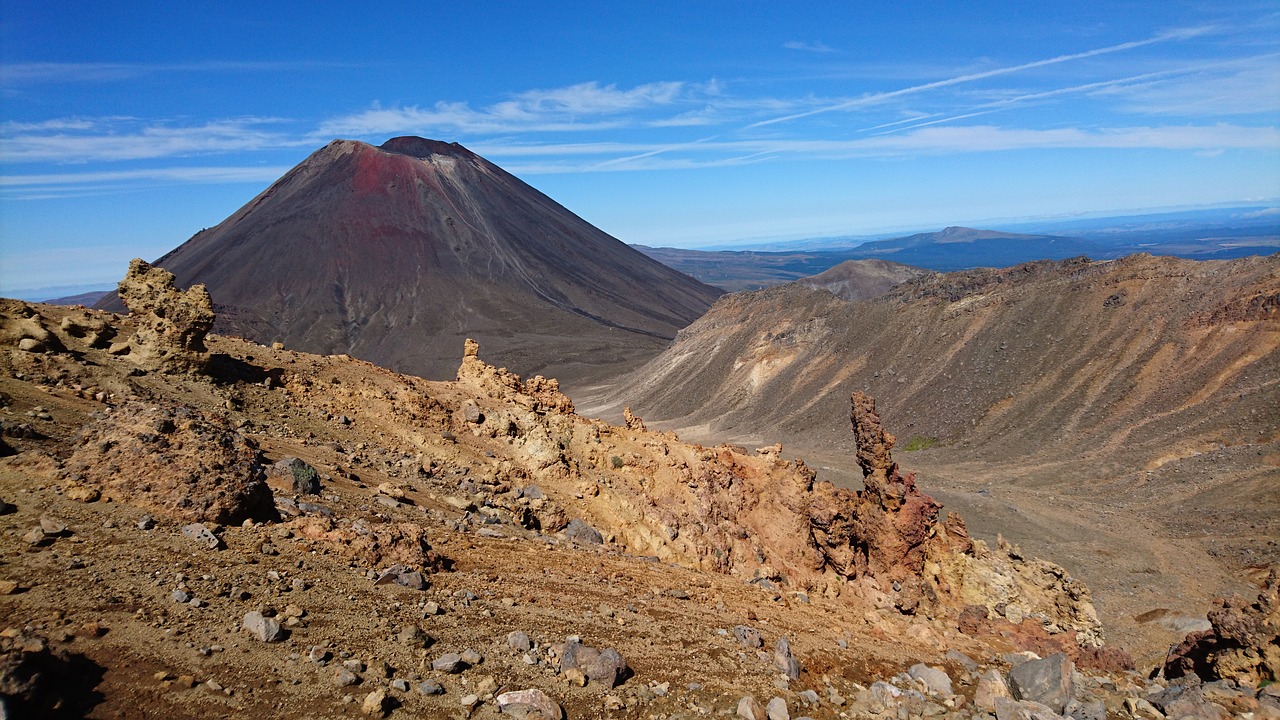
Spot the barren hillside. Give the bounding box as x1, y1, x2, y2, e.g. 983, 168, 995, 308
587, 253, 1280, 660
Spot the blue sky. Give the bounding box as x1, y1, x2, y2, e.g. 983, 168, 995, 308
2, 1, 1278, 295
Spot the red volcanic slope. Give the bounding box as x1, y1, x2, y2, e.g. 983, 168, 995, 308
100, 137, 722, 383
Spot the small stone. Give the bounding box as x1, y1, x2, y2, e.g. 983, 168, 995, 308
40, 515, 68, 535
390, 678, 409, 692
307, 646, 331, 664
507, 630, 531, 652
732, 625, 763, 649
242, 611, 285, 642
909, 663, 953, 695
497, 688, 563, 719
22, 527, 46, 545
460, 649, 483, 666
174, 675, 196, 689
738, 695, 767, 720
171, 589, 191, 604
564, 668, 586, 687
137, 515, 157, 530
0, 580, 20, 595
18, 338, 46, 353
423, 601, 441, 615
432, 652, 467, 673
459, 693, 479, 707
374, 564, 428, 591
418, 680, 444, 695
397, 625, 427, 647
766, 696, 790, 720
773, 637, 800, 680
361, 688, 387, 716
180, 523, 222, 550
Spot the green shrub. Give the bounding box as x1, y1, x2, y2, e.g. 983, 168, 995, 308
901, 436, 937, 452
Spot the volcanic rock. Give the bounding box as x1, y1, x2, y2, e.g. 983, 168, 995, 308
1007, 652, 1073, 713
1164, 569, 1279, 686
114, 259, 214, 374
66, 401, 277, 525
496, 688, 562, 719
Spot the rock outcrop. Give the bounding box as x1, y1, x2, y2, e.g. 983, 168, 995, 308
66, 401, 277, 524
451, 344, 1105, 651
115, 258, 215, 374
1164, 570, 1279, 686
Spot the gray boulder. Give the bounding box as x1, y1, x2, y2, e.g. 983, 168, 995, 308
1008, 652, 1073, 714
909, 663, 953, 695
560, 639, 628, 687
563, 518, 603, 544
774, 637, 800, 680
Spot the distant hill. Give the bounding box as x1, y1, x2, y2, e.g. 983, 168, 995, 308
44, 290, 111, 306
98, 137, 722, 385
798, 259, 933, 301
635, 226, 1104, 291
631, 246, 853, 292
828, 226, 1106, 271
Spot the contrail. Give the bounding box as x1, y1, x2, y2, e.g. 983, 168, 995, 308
746, 25, 1213, 129
865, 51, 1278, 135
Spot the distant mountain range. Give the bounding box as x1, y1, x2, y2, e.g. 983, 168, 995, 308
636, 218, 1277, 291
95, 137, 722, 384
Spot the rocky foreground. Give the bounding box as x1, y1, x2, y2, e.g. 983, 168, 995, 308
0, 261, 1276, 718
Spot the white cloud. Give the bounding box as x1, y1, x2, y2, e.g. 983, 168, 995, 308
0, 165, 293, 188
1100, 59, 1280, 116
0, 117, 307, 162
317, 81, 700, 137
477, 124, 1280, 173
0, 61, 359, 85
783, 41, 838, 54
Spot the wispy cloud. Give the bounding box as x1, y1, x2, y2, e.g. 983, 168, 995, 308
1099, 57, 1280, 116
316, 81, 707, 136
478, 124, 1280, 173
783, 41, 838, 54
0, 117, 309, 162
0, 61, 359, 85
0, 165, 293, 188
749, 25, 1216, 128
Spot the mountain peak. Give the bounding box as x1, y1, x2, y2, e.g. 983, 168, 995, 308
379, 136, 475, 160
